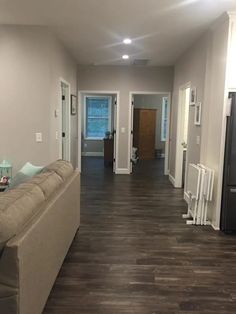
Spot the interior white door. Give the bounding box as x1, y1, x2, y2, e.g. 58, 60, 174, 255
182, 87, 190, 189
113, 97, 117, 172
61, 85, 66, 160
61, 82, 70, 161
130, 95, 134, 173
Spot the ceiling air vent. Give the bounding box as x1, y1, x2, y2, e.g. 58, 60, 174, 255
133, 59, 149, 66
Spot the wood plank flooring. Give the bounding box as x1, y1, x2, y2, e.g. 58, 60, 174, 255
44, 158, 236, 314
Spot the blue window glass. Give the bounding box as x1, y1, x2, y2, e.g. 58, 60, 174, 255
86, 97, 110, 138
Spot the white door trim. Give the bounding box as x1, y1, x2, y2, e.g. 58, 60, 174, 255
128, 91, 172, 175
77, 90, 120, 173
59, 78, 71, 162
174, 82, 191, 188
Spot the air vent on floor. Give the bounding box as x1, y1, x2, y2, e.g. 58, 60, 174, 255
133, 59, 149, 66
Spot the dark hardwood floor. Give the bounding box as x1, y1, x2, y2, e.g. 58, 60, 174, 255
44, 158, 236, 314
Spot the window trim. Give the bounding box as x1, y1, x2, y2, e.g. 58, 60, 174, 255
84, 95, 112, 140
161, 96, 168, 142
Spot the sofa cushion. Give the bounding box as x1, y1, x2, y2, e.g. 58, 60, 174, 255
7, 172, 30, 190
0, 184, 45, 253
43, 160, 73, 181
30, 171, 63, 199
7, 162, 43, 191
19, 162, 43, 177
0, 182, 39, 212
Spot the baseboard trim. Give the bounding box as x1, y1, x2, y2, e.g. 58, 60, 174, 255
115, 168, 130, 175
82, 152, 104, 157
211, 222, 220, 231
164, 169, 170, 176
169, 174, 175, 187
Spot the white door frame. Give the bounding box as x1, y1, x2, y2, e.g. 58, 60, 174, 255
77, 90, 120, 173
128, 91, 171, 175
59, 78, 71, 162
175, 82, 191, 188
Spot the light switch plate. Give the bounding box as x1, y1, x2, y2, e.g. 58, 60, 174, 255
35, 132, 42, 143
54, 109, 59, 118
121, 127, 126, 133
196, 135, 200, 145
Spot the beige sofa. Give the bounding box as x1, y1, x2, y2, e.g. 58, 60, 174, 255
0, 160, 80, 314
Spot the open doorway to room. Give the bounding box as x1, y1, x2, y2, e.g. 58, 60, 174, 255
129, 92, 171, 176
60, 79, 71, 162
175, 83, 191, 191
78, 91, 119, 173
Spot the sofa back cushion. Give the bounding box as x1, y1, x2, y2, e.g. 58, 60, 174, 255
0, 183, 45, 252
0, 160, 73, 254
30, 171, 63, 199
43, 160, 73, 181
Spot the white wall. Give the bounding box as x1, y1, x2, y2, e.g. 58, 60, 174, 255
78, 66, 173, 172
0, 26, 78, 173
227, 14, 236, 89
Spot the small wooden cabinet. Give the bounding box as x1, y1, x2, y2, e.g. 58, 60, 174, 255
133, 109, 156, 160
104, 138, 114, 167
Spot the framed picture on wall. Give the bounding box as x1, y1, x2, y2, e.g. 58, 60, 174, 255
194, 102, 201, 125
71, 95, 77, 115
190, 87, 197, 106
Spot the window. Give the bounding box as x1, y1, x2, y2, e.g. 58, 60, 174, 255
161, 97, 168, 142
84, 96, 112, 139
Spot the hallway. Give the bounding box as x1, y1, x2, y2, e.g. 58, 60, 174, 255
44, 158, 236, 314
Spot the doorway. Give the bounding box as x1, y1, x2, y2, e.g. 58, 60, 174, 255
175, 83, 191, 190
129, 92, 171, 175
78, 91, 119, 173
60, 79, 71, 162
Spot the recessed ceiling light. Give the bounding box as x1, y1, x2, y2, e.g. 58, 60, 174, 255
122, 55, 129, 60
123, 38, 132, 44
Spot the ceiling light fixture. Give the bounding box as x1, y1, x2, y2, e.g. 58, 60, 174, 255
123, 38, 132, 44
122, 55, 129, 60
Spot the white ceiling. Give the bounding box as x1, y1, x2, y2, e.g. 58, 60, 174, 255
0, 0, 236, 66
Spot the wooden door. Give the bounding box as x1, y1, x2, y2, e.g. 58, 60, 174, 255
139, 109, 156, 159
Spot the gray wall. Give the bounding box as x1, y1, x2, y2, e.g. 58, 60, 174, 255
169, 33, 208, 179
170, 14, 230, 227
0, 26, 78, 174
133, 94, 168, 153
78, 66, 174, 170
